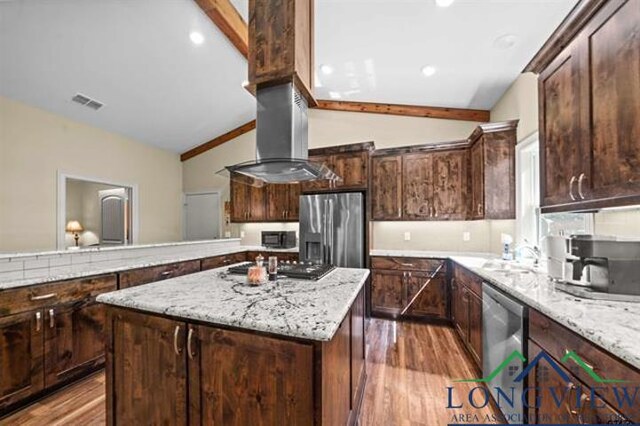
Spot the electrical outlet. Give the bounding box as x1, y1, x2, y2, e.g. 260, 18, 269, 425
224, 231, 231, 238
404, 232, 411, 241
240, 231, 245, 238
462, 232, 471, 242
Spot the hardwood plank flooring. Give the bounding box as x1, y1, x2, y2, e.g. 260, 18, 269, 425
359, 319, 502, 425
1, 320, 501, 425
0, 373, 105, 426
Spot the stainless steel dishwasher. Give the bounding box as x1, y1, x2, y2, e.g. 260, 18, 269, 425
482, 283, 527, 424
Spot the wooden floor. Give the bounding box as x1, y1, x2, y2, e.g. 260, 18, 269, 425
2, 319, 500, 425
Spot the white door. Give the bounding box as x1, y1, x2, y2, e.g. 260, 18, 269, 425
184, 193, 220, 241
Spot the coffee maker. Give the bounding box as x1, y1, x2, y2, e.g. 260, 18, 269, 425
562, 235, 640, 295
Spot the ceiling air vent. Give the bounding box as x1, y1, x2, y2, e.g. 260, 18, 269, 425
72, 93, 104, 110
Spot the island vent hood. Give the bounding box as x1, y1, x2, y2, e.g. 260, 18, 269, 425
218, 82, 337, 187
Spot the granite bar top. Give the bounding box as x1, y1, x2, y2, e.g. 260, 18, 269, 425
97, 266, 369, 342
371, 249, 640, 370
0, 245, 301, 291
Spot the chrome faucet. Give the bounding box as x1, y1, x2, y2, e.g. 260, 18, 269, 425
514, 243, 542, 266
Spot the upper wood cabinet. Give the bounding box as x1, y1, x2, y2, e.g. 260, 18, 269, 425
467, 122, 517, 220
540, 0, 640, 212
432, 150, 469, 220
402, 153, 433, 220
301, 142, 373, 193
371, 155, 403, 220
230, 176, 267, 223
266, 183, 300, 221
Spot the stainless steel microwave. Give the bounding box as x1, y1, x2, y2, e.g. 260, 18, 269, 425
261, 231, 297, 249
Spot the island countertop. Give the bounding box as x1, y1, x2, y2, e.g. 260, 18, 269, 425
97, 266, 369, 342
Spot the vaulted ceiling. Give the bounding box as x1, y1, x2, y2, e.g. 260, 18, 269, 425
0, 0, 577, 153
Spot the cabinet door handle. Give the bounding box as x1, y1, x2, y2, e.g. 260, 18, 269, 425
173, 325, 183, 355
569, 176, 577, 201
578, 173, 586, 200
161, 270, 175, 277
30, 293, 57, 301
48, 308, 55, 329
477, 203, 482, 216
564, 349, 595, 371
187, 327, 196, 360
434, 206, 438, 218
35, 311, 42, 332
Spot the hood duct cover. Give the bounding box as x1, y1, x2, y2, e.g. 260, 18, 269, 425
217, 82, 338, 187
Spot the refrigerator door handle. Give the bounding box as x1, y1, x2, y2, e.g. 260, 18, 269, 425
322, 199, 328, 264
328, 199, 334, 265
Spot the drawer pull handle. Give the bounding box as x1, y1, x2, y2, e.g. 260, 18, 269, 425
35, 311, 42, 332
30, 293, 57, 301
564, 349, 595, 371
400, 262, 414, 267
173, 325, 183, 355
48, 308, 55, 329
161, 270, 175, 277
187, 327, 196, 360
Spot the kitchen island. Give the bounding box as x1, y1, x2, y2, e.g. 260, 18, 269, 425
97, 265, 369, 426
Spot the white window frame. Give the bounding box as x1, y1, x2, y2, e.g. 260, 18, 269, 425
515, 131, 540, 247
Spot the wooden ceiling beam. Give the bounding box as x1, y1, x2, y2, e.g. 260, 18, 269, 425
315, 100, 490, 122
180, 120, 256, 161
195, 0, 249, 58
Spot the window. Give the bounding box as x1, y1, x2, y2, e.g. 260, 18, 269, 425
515, 132, 540, 247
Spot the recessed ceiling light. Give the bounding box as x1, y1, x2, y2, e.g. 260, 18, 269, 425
189, 31, 204, 45
421, 65, 437, 77
435, 0, 455, 7
494, 34, 518, 50
320, 64, 334, 75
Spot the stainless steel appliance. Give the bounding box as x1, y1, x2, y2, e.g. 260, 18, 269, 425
483, 283, 527, 424
561, 235, 640, 295
228, 261, 335, 281
299, 193, 364, 268
261, 230, 297, 249
542, 235, 568, 281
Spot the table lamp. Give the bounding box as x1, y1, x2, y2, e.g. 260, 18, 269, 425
66, 220, 84, 247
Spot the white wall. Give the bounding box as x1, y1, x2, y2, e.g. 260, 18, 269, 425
490, 72, 539, 143
0, 96, 183, 252
183, 107, 519, 252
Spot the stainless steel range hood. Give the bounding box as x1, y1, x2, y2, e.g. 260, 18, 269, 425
218, 82, 338, 187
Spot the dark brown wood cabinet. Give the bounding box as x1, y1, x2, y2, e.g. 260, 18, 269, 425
105, 288, 366, 425
402, 153, 433, 220
118, 260, 200, 289
451, 264, 483, 368
301, 143, 373, 193
200, 252, 247, 270
0, 310, 44, 411
106, 309, 188, 425
432, 150, 469, 220
371, 155, 403, 220
230, 177, 267, 223
370, 256, 448, 322
266, 183, 300, 221
540, 0, 640, 212
467, 122, 517, 220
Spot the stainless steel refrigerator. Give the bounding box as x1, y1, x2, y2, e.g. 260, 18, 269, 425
299, 193, 365, 268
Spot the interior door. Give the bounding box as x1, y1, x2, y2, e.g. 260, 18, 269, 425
0, 310, 44, 410
101, 195, 125, 244
184, 193, 220, 240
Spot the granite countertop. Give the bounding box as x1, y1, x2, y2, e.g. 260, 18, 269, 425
0, 246, 250, 291
371, 249, 640, 370
97, 266, 369, 342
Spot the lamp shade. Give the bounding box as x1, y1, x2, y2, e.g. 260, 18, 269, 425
65, 220, 84, 233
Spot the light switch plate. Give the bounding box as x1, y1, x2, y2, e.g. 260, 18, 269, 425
240, 231, 245, 238
404, 232, 411, 241
462, 232, 471, 242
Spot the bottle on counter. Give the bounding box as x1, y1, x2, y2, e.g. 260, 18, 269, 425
247, 255, 267, 285
268, 256, 278, 281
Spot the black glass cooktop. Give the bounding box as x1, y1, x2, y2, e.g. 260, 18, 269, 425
227, 261, 335, 281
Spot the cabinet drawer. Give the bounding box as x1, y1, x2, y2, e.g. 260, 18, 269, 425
371, 256, 444, 272
118, 260, 200, 289
453, 264, 482, 297
201, 252, 247, 271
530, 309, 640, 421
0, 274, 117, 317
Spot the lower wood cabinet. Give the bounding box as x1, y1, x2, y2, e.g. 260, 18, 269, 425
200, 252, 247, 270
370, 256, 448, 321
118, 260, 201, 289
0, 274, 117, 414
0, 310, 44, 410
106, 287, 366, 425
451, 264, 483, 368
